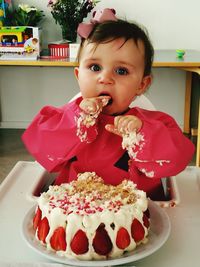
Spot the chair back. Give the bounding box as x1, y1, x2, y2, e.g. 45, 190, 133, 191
130, 95, 156, 110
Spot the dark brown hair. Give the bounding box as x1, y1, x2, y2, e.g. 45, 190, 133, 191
77, 19, 154, 76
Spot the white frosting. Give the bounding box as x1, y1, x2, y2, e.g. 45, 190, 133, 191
34, 172, 149, 260
122, 132, 171, 176
122, 131, 144, 159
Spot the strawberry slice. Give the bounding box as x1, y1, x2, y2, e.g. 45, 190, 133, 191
33, 206, 42, 230
50, 226, 67, 251
116, 227, 130, 249
37, 217, 50, 243
131, 218, 145, 242
70, 229, 89, 254
143, 213, 150, 228
92, 224, 113, 255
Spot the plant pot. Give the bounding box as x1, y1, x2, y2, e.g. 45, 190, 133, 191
61, 25, 77, 43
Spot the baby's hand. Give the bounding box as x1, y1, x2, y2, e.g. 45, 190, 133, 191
105, 115, 142, 136
80, 96, 111, 115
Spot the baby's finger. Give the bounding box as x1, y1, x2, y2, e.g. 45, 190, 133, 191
114, 116, 128, 134
105, 124, 121, 136
128, 118, 142, 132
80, 99, 97, 114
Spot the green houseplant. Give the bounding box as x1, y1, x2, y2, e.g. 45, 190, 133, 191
5, 4, 44, 26
48, 0, 100, 42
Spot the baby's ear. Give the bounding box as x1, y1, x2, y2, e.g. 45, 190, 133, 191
74, 67, 79, 80
137, 75, 152, 95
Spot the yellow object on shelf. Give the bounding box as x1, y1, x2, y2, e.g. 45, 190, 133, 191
0, 8, 4, 26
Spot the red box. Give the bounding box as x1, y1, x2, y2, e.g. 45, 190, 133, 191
48, 43, 69, 58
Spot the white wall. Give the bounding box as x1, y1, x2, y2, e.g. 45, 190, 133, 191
11, 0, 200, 50
1, 0, 200, 128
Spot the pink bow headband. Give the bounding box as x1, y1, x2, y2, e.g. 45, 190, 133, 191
77, 8, 118, 39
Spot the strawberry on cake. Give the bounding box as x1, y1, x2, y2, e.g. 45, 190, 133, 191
33, 172, 150, 260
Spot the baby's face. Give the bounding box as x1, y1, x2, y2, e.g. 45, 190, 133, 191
74, 38, 151, 115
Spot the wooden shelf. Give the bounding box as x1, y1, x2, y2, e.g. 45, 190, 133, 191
0, 50, 200, 68
0, 58, 78, 67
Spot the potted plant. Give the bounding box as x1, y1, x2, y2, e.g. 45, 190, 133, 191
5, 3, 44, 26
48, 0, 100, 43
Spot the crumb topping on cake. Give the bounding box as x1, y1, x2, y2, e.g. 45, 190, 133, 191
39, 172, 145, 216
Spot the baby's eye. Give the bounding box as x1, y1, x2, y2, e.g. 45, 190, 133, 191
116, 67, 128, 75
90, 64, 101, 72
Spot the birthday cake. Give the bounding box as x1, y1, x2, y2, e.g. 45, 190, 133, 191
33, 172, 150, 260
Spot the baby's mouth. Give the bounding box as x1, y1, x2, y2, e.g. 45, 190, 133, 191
99, 93, 113, 106
107, 98, 113, 106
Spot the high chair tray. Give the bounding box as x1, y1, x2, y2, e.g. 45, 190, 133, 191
0, 161, 200, 267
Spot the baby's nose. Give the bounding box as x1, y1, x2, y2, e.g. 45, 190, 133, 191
98, 71, 114, 84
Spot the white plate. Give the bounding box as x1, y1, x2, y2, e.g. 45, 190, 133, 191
22, 200, 171, 266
